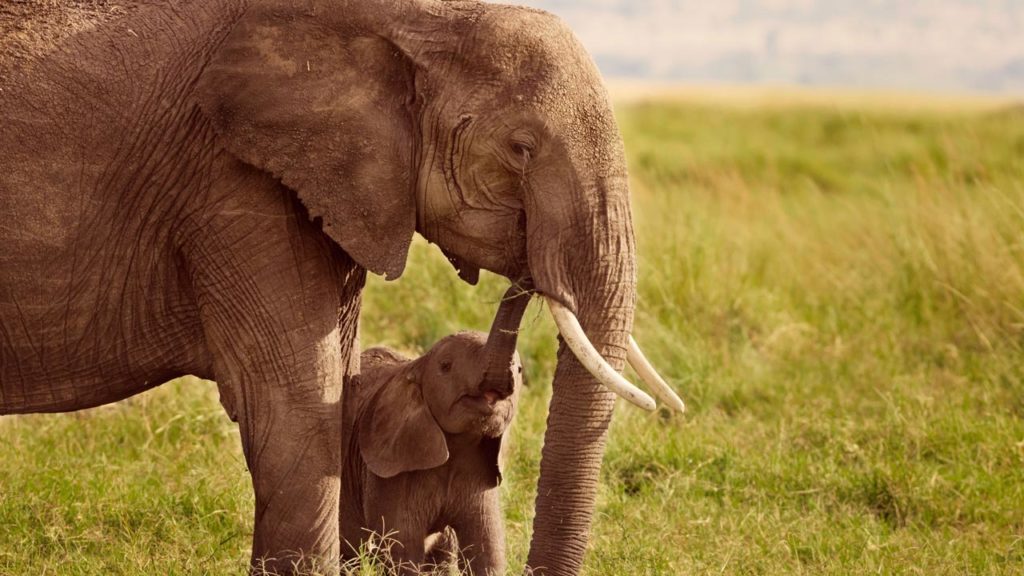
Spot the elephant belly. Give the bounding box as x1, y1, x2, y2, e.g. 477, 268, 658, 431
0, 43, 218, 413
0, 237, 212, 414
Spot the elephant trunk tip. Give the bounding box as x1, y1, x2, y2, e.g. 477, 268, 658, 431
476, 281, 532, 399
477, 360, 518, 400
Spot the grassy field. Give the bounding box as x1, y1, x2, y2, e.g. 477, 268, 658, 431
2, 91, 1024, 574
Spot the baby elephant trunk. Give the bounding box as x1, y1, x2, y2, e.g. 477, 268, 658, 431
478, 282, 532, 399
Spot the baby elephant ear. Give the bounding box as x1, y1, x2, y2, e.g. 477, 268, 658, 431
359, 364, 448, 478
195, 5, 416, 279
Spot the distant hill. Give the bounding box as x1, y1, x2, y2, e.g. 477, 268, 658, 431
513, 0, 1024, 94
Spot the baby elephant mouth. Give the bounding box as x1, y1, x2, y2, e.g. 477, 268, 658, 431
460, 388, 510, 414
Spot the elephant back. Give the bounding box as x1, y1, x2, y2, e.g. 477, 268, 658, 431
1, 1, 139, 78
361, 346, 409, 373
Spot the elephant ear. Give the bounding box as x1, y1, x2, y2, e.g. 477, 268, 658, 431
358, 362, 449, 478
196, 6, 416, 279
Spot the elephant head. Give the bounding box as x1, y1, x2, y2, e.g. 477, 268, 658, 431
196, 1, 682, 573
358, 332, 521, 478
358, 284, 529, 481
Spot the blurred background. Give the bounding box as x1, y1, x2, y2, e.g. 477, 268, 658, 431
516, 0, 1024, 94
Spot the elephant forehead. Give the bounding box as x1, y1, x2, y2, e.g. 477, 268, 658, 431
435, 331, 488, 352
472, 10, 625, 173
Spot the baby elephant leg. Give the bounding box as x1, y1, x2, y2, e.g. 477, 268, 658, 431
383, 526, 428, 576
452, 489, 507, 576
363, 485, 428, 575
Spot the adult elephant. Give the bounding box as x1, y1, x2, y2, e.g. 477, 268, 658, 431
0, 0, 681, 574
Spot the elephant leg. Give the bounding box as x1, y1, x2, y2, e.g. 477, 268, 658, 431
195, 255, 359, 574
378, 522, 427, 576
451, 490, 506, 576
181, 173, 364, 573
363, 480, 428, 574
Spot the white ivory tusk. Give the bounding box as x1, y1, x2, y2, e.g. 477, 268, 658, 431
627, 336, 685, 412
545, 297, 657, 411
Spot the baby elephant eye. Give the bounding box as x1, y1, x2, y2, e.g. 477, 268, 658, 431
439, 360, 452, 373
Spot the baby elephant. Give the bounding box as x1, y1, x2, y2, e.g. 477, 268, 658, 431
341, 287, 531, 575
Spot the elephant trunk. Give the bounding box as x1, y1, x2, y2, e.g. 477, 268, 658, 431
526, 171, 638, 575
478, 281, 533, 398
529, 271, 635, 575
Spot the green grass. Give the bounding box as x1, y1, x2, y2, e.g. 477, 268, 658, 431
3, 95, 1024, 574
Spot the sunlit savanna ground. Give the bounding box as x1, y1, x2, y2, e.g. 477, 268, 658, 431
2, 88, 1023, 574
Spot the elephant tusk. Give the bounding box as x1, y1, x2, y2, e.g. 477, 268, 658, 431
545, 297, 657, 411
627, 336, 685, 412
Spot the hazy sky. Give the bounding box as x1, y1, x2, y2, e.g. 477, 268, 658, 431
512, 0, 1024, 93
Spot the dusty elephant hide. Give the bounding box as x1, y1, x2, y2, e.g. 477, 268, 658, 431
0, 1, 138, 78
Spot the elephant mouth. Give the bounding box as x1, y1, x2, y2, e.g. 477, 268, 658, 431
440, 247, 481, 285
458, 390, 508, 414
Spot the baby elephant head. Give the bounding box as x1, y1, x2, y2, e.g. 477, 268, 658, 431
358, 286, 532, 481
419, 330, 522, 438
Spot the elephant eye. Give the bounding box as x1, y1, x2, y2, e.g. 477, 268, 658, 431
510, 141, 532, 160
509, 131, 537, 162
439, 360, 452, 373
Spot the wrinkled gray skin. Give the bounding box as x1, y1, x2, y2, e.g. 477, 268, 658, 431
0, 1, 637, 574
342, 335, 519, 576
